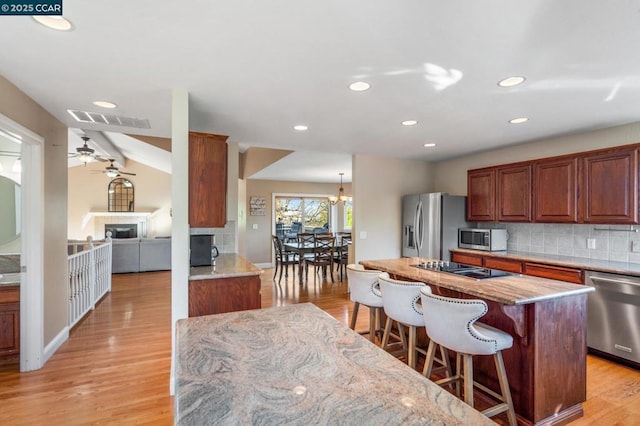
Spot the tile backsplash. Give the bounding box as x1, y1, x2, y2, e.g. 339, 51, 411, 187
482, 223, 640, 264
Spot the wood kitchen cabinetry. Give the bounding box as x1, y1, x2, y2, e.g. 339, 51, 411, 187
468, 143, 640, 224
523, 262, 584, 284
467, 168, 495, 221
580, 147, 638, 224
189, 132, 228, 228
189, 276, 261, 316
0, 285, 19, 363
533, 156, 579, 223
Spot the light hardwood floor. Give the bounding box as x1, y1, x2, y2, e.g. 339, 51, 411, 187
1, 268, 638, 425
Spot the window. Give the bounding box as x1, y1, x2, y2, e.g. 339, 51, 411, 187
275, 196, 330, 230
108, 178, 134, 212
344, 200, 352, 229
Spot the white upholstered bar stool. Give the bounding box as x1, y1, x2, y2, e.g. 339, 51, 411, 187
378, 273, 451, 374
346, 264, 383, 343
420, 288, 517, 426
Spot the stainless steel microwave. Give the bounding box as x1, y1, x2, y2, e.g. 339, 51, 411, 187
458, 228, 508, 251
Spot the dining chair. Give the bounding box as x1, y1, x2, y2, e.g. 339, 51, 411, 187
271, 235, 298, 282
305, 234, 335, 282
346, 264, 383, 343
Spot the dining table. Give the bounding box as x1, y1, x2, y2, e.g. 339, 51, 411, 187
283, 239, 348, 282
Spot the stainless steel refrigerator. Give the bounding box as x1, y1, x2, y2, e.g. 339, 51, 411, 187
402, 193, 468, 261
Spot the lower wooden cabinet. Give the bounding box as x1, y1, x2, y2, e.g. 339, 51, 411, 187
0, 286, 20, 362
189, 276, 261, 316
484, 256, 523, 274
523, 262, 584, 284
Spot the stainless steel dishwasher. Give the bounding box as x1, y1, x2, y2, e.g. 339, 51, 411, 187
586, 270, 640, 366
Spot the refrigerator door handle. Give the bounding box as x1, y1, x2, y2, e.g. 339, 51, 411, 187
415, 200, 423, 258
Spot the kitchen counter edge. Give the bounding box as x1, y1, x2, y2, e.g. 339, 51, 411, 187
189, 253, 263, 280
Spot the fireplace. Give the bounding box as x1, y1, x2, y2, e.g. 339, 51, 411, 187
105, 223, 138, 239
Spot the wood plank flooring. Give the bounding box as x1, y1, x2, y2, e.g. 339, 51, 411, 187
1, 268, 638, 425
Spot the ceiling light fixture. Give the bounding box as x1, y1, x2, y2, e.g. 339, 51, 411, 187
93, 101, 117, 109
424, 143, 437, 148
509, 117, 529, 124
402, 120, 418, 126
349, 81, 370, 92
32, 16, 73, 31
328, 172, 350, 205
75, 136, 95, 164
105, 167, 120, 178
498, 76, 526, 87
293, 125, 308, 131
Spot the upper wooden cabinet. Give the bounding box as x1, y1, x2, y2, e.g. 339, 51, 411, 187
467, 168, 496, 221
189, 132, 228, 228
496, 164, 531, 222
467, 143, 640, 224
533, 156, 578, 223
580, 148, 638, 224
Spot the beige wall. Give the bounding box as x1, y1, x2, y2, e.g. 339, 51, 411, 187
433, 121, 640, 194
352, 155, 434, 263
243, 179, 351, 264
0, 74, 68, 346
68, 159, 172, 239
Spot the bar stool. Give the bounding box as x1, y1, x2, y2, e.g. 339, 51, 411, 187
419, 287, 517, 426
378, 273, 451, 374
346, 264, 383, 343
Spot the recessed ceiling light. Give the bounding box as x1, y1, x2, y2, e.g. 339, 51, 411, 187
93, 100, 117, 109
498, 76, 526, 87
349, 81, 370, 92
424, 143, 437, 148
509, 117, 529, 124
402, 120, 418, 126
32, 16, 73, 31
293, 125, 308, 131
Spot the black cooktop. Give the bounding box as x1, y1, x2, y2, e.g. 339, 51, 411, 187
411, 261, 511, 280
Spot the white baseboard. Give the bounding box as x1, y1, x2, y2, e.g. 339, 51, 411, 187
255, 262, 273, 269
43, 326, 69, 364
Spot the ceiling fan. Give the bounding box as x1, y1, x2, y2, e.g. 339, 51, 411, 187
99, 159, 136, 178
69, 136, 108, 165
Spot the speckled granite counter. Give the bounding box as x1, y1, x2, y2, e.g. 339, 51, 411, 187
453, 247, 640, 276
175, 303, 492, 425
360, 257, 593, 305
189, 253, 263, 280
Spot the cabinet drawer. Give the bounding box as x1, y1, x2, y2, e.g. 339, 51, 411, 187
451, 252, 483, 267
523, 262, 584, 284
485, 257, 523, 273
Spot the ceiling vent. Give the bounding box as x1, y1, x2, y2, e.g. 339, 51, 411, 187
67, 110, 150, 129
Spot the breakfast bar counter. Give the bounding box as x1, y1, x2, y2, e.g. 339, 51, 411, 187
360, 257, 593, 426
175, 303, 493, 425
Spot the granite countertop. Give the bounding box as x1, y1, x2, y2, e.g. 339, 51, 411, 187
452, 248, 640, 276
189, 253, 263, 280
175, 303, 492, 425
360, 257, 593, 305
0, 272, 20, 287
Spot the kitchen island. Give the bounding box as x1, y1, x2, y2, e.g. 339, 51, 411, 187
360, 257, 594, 426
175, 303, 493, 425
188, 253, 263, 316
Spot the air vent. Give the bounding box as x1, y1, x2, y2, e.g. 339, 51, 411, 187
67, 110, 150, 129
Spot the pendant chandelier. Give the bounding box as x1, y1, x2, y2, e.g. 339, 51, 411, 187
328, 172, 350, 205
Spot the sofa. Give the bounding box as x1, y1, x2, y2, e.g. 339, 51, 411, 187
111, 237, 171, 273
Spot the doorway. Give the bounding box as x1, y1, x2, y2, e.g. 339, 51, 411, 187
0, 113, 45, 371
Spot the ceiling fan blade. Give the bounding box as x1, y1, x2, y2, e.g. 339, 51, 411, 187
120, 171, 137, 176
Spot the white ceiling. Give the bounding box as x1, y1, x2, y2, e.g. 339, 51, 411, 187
2, 1, 640, 182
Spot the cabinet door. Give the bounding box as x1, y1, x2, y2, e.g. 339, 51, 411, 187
497, 164, 531, 222
189, 132, 228, 227
451, 251, 484, 267
484, 256, 523, 273
533, 157, 578, 223
467, 168, 496, 221
0, 302, 19, 357
523, 262, 584, 284
581, 148, 638, 224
